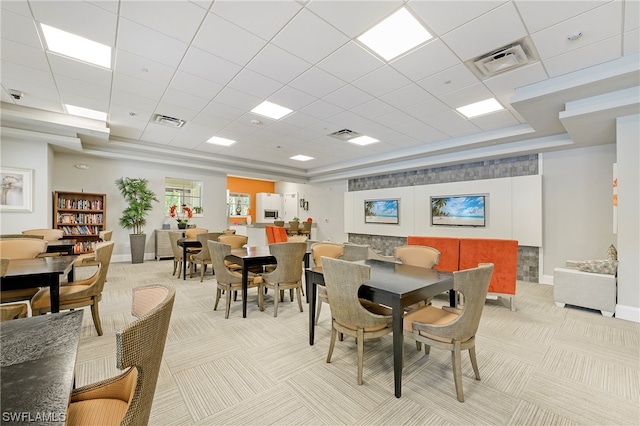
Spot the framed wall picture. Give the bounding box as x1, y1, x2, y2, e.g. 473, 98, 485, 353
0, 167, 33, 212
364, 199, 399, 224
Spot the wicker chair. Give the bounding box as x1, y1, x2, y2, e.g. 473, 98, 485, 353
310, 242, 344, 324
0, 238, 49, 304
66, 284, 175, 426
260, 242, 306, 317
22, 228, 63, 241
321, 257, 393, 385
403, 263, 494, 402
168, 231, 186, 278
208, 241, 263, 319
395, 245, 441, 309
189, 232, 223, 281
31, 241, 115, 336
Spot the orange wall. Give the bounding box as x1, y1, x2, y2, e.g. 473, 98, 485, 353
227, 177, 275, 223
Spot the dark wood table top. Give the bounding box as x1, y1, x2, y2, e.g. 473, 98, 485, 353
47, 239, 77, 246
1, 310, 83, 425
1, 255, 76, 278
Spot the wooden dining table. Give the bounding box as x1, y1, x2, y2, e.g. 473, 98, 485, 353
305, 259, 455, 398
1, 310, 83, 425
0, 256, 77, 313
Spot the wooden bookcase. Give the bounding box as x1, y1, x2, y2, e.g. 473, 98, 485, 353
53, 191, 106, 254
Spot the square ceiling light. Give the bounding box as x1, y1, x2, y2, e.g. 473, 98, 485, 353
456, 98, 504, 118
348, 135, 380, 146
357, 7, 432, 61
290, 155, 313, 161
251, 101, 292, 120
65, 104, 107, 121
207, 136, 236, 146
41, 24, 111, 69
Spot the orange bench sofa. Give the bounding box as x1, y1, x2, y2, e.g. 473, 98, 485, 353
408, 236, 518, 311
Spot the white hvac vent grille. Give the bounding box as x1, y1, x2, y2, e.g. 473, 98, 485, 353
473, 42, 531, 77
328, 129, 360, 141
154, 114, 186, 128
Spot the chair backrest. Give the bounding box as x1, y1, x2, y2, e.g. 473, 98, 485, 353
22, 229, 63, 242
222, 229, 236, 235
1, 258, 9, 277
71, 241, 115, 299
168, 231, 184, 259
185, 228, 207, 239
311, 242, 344, 268
266, 226, 288, 244
262, 242, 307, 284
288, 221, 299, 232
321, 257, 392, 328
300, 221, 312, 232
394, 245, 441, 269
116, 284, 175, 426
0, 238, 48, 259
218, 234, 248, 249
99, 230, 113, 241
208, 241, 242, 285
274, 221, 285, 227
192, 232, 223, 261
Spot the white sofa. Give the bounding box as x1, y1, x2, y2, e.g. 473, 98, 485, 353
553, 267, 617, 317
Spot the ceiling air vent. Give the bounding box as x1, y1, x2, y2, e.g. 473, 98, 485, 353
473, 43, 530, 77
154, 114, 186, 128
328, 128, 360, 141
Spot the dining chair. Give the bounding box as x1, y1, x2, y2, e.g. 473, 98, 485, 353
218, 234, 249, 271
403, 263, 494, 402
99, 230, 113, 241
31, 241, 115, 336
298, 220, 312, 237
22, 228, 63, 241
0, 238, 49, 304
222, 229, 236, 235
321, 257, 393, 385
0, 303, 28, 321
310, 242, 344, 324
168, 231, 186, 277
274, 220, 285, 227
286, 221, 299, 236
342, 243, 396, 263
189, 232, 223, 281
66, 284, 175, 426
260, 242, 307, 317
73, 230, 115, 271
208, 241, 264, 319
394, 245, 441, 309
185, 227, 207, 239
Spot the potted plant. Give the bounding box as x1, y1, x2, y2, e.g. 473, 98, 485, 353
115, 177, 159, 263
169, 204, 193, 229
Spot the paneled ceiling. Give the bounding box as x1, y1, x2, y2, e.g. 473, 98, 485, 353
1, 0, 639, 182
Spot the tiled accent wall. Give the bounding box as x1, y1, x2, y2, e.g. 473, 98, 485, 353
348, 154, 540, 282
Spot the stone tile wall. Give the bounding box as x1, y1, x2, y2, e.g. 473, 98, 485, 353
348, 155, 540, 282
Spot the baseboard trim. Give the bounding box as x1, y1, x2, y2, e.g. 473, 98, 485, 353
615, 304, 640, 323
540, 274, 554, 285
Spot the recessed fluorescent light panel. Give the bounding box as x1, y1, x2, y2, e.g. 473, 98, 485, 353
456, 98, 504, 118
357, 7, 432, 61
65, 104, 107, 121
207, 136, 236, 146
290, 155, 313, 161
348, 135, 380, 146
41, 24, 111, 69
251, 101, 293, 120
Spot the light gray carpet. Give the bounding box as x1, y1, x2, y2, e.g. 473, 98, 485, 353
72, 260, 640, 425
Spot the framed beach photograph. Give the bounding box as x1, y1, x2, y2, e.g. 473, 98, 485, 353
0, 167, 33, 212
365, 199, 399, 224
431, 194, 486, 227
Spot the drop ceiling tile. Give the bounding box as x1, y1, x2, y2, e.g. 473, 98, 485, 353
398, 119, 447, 142
271, 9, 349, 64
213, 86, 262, 111
268, 85, 316, 111
438, 83, 496, 109
299, 99, 345, 120
352, 65, 412, 97
59, 92, 108, 112
409, 0, 506, 36
514, 0, 610, 33
543, 35, 622, 77
141, 122, 181, 144
54, 75, 110, 103
169, 127, 209, 149
153, 102, 199, 123
1, 9, 43, 48
323, 84, 374, 110
625, 0, 640, 31
421, 109, 481, 137
441, 2, 527, 61
112, 73, 165, 101
190, 112, 234, 130
404, 97, 450, 121
1, 0, 31, 17
531, 1, 622, 60
193, 13, 267, 67
482, 62, 548, 96
470, 109, 520, 131
624, 28, 640, 54
114, 50, 175, 86
1, 76, 60, 103
307, 0, 402, 38
227, 68, 283, 99
316, 41, 383, 83
375, 110, 417, 127
179, 47, 242, 85
246, 43, 311, 84
200, 101, 245, 121
0, 61, 57, 88
211, 0, 302, 40
109, 103, 154, 124
350, 99, 397, 119
417, 63, 479, 97
326, 111, 369, 130
495, 92, 527, 123
47, 54, 112, 87
30, 0, 117, 45
161, 88, 210, 112
87, 0, 119, 15
117, 18, 188, 68
1, 39, 48, 70
108, 124, 145, 140
9, 97, 64, 114
119, 1, 206, 43
110, 90, 160, 113
380, 83, 434, 109
390, 39, 461, 81
288, 67, 346, 98
279, 111, 321, 129
168, 70, 223, 100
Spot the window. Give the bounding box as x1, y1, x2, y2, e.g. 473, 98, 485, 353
165, 178, 203, 214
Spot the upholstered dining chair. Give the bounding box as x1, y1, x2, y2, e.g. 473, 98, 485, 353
0, 303, 28, 321
185, 227, 207, 239
208, 241, 264, 319
168, 231, 186, 278
189, 232, 223, 281
218, 234, 248, 249
0, 238, 49, 304
22, 228, 63, 241
395, 245, 441, 309
260, 242, 307, 317
99, 230, 113, 241
73, 230, 115, 270
286, 221, 299, 236
310, 242, 344, 324
31, 241, 115, 336
403, 263, 494, 402
273, 220, 285, 227
298, 220, 312, 237
321, 257, 393, 385
66, 284, 175, 426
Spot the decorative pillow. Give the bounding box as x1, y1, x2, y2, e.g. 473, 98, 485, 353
576, 259, 618, 275
606, 244, 618, 261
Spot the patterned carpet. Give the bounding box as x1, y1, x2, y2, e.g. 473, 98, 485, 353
73, 260, 640, 425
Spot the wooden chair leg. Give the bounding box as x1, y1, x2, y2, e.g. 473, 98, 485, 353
357, 328, 364, 385
273, 284, 279, 317
452, 342, 464, 402
225, 288, 232, 319
296, 287, 303, 312
469, 346, 481, 380
214, 288, 221, 311
90, 300, 103, 336
326, 322, 337, 363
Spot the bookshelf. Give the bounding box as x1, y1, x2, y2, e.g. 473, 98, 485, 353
53, 191, 106, 254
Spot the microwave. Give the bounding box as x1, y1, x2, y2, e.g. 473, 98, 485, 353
264, 209, 279, 219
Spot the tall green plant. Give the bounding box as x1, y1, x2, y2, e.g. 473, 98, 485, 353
115, 177, 159, 235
